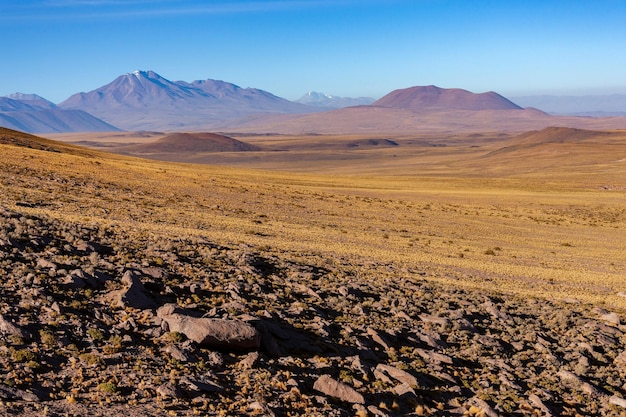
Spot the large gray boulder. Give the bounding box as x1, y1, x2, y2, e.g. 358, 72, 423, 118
157, 304, 260, 350
313, 374, 365, 404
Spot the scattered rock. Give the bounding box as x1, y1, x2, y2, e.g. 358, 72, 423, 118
415, 347, 453, 364
180, 376, 224, 394
610, 396, 626, 409
0, 384, 39, 402
528, 393, 553, 416
239, 351, 260, 369
0, 314, 30, 339
367, 327, 392, 350
108, 269, 157, 310
156, 382, 183, 399
164, 344, 192, 362
468, 396, 499, 417
599, 312, 621, 326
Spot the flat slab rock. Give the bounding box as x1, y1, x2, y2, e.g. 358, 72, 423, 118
313, 374, 365, 404
157, 304, 260, 350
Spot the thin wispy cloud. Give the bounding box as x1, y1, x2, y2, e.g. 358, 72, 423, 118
2, 0, 381, 21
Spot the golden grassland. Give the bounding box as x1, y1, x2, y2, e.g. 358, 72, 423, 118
4, 129, 626, 309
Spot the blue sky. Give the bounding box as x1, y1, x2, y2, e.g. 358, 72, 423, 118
1, 0, 626, 103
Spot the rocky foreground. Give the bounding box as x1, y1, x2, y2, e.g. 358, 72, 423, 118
0, 205, 625, 416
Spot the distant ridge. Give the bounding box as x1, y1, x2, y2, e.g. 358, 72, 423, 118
0, 96, 120, 133
373, 85, 523, 111
296, 91, 375, 108
512, 94, 626, 116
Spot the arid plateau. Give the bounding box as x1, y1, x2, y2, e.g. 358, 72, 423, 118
1, 117, 626, 417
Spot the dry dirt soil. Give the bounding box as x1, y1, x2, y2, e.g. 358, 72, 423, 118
1, 127, 626, 416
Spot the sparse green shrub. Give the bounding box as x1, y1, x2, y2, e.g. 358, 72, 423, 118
39, 329, 57, 347
103, 335, 123, 354
11, 348, 36, 363
80, 353, 103, 366
87, 328, 105, 342
338, 369, 353, 384
97, 382, 118, 394
165, 332, 185, 344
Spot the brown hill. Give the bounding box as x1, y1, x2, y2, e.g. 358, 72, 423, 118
373, 85, 523, 111
0, 126, 96, 156
486, 127, 624, 157
474, 127, 626, 173
118, 132, 261, 154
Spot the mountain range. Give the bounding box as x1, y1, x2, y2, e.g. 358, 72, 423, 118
3, 70, 626, 134
58, 70, 320, 131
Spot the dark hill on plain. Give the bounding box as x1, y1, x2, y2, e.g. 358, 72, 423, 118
117, 132, 261, 154
346, 138, 399, 148
373, 85, 523, 111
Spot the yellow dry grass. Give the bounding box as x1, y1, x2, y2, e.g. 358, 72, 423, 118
3, 130, 626, 309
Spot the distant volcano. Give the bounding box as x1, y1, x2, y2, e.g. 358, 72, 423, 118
373, 85, 522, 111
59, 70, 319, 131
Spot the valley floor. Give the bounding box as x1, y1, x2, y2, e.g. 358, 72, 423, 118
1, 129, 626, 415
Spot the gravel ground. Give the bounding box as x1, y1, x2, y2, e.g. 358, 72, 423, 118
1, 206, 625, 416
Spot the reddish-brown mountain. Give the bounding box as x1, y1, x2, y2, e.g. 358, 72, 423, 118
373, 85, 522, 111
